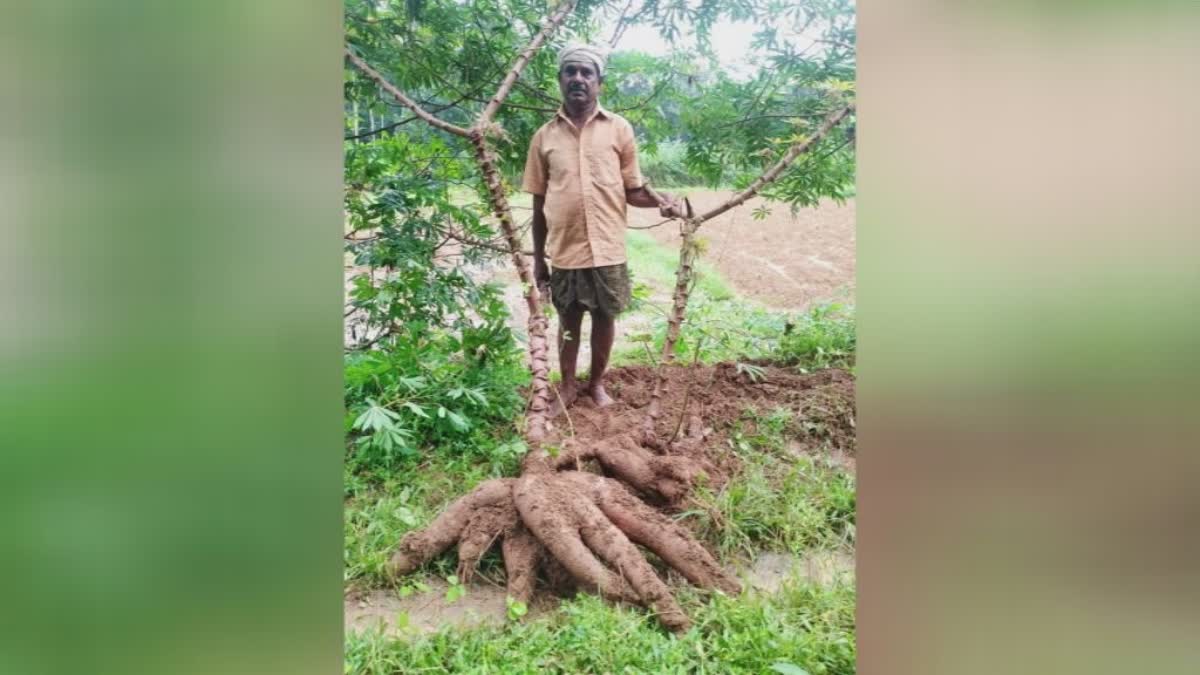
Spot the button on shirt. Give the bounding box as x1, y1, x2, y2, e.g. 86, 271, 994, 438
521, 106, 644, 270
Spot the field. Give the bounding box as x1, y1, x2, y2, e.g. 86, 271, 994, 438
632, 191, 855, 311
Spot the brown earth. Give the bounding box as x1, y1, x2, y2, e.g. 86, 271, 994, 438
629, 192, 856, 311
544, 362, 857, 479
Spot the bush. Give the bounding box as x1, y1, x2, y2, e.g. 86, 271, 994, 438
344, 324, 528, 476
777, 302, 856, 371
639, 139, 712, 188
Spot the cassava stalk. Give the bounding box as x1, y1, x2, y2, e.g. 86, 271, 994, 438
640, 103, 855, 444
467, 131, 552, 449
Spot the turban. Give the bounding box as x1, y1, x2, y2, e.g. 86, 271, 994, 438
558, 42, 609, 77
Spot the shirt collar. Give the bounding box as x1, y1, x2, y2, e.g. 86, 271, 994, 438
556, 104, 610, 128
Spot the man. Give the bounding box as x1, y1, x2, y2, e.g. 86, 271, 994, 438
522, 43, 685, 416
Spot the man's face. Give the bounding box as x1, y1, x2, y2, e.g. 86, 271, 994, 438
558, 60, 600, 107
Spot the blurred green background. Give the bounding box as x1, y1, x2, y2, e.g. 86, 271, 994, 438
0, 3, 343, 675
858, 1, 1200, 674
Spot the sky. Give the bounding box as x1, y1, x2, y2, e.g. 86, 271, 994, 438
599, 12, 836, 83
609, 18, 759, 78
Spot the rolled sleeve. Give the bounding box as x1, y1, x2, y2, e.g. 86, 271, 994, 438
520, 129, 548, 195
617, 120, 644, 190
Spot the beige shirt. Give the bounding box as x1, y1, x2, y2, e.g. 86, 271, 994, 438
521, 106, 644, 270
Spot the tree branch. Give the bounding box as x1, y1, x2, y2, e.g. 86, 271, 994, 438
344, 95, 475, 141
697, 103, 854, 225
607, 0, 636, 48
613, 78, 671, 114
712, 114, 803, 130
445, 229, 534, 257
345, 47, 471, 138
475, 0, 578, 127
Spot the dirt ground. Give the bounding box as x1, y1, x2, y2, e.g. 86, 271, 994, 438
544, 362, 857, 474
629, 192, 856, 311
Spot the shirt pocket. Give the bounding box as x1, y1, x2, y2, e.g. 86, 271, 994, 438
588, 140, 623, 188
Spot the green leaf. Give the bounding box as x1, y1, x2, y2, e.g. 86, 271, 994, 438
446, 410, 470, 432
770, 664, 809, 675
505, 596, 528, 620
402, 402, 430, 418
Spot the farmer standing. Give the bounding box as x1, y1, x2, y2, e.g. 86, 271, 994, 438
522, 42, 685, 416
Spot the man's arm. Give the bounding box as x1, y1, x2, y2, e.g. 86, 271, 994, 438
626, 185, 686, 218
532, 194, 549, 289
615, 118, 686, 218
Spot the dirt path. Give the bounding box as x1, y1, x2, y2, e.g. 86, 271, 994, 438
629, 192, 856, 311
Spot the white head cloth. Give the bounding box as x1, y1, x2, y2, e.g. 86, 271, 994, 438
558, 42, 609, 77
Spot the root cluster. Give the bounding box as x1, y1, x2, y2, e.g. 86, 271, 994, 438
388, 428, 737, 633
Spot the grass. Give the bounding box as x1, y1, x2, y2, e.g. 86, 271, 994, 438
346, 574, 855, 675
683, 407, 857, 560
615, 289, 855, 374
625, 229, 735, 301
344, 445, 524, 587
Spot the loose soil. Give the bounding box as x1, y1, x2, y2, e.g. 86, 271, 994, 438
544, 362, 857, 478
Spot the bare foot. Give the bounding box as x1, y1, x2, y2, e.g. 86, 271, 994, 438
548, 382, 578, 418
587, 383, 614, 408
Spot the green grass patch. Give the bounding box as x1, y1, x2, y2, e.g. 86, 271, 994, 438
625, 230, 735, 301
346, 574, 855, 675
344, 445, 525, 586
616, 225, 855, 372
616, 292, 856, 374
682, 407, 856, 559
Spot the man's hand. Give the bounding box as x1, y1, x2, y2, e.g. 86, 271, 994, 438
533, 257, 550, 294
657, 194, 687, 219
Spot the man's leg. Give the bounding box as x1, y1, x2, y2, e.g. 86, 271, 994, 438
549, 303, 585, 417
586, 308, 616, 407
